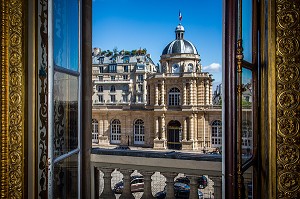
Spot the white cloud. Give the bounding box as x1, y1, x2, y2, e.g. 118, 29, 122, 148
203, 63, 222, 72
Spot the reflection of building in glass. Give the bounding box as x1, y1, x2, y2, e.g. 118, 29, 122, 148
92, 24, 251, 151
212, 83, 222, 105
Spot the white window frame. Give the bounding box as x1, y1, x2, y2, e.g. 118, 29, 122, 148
134, 119, 145, 145
111, 119, 121, 144
168, 87, 181, 106
92, 119, 99, 143
211, 120, 222, 148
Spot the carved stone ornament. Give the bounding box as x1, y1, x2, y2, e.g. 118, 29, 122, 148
276, 0, 300, 197
1, 0, 25, 198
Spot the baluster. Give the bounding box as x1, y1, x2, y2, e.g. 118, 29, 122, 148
162, 172, 177, 199
95, 167, 100, 198
187, 175, 199, 199
140, 171, 155, 199
210, 176, 222, 199
119, 169, 135, 199
99, 168, 115, 199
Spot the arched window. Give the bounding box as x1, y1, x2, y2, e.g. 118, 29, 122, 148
242, 121, 252, 151
134, 119, 145, 144
92, 119, 99, 143
188, 63, 193, 72
168, 87, 181, 106
110, 85, 116, 92
211, 120, 222, 148
111, 119, 121, 144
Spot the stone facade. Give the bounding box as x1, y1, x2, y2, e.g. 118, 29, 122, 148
92, 24, 223, 151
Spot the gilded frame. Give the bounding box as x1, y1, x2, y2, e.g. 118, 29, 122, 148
275, 0, 300, 198
0, 0, 26, 198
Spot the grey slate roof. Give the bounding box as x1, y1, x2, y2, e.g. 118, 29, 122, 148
162, 39, 198, 55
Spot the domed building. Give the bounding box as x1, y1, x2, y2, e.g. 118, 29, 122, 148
92, 23, 223, 151
146, 23, 220, 150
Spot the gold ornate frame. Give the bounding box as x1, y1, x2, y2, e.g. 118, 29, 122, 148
275, 0, 300, 198
0, 0, 26, 198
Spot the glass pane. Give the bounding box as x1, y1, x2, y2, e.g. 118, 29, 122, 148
242, 166, 253, 199
53, 154, 78, 199
54, 71, 78, 157
242, 68, 253, 160
242, 0, 253, 62
54, 0, 79, 71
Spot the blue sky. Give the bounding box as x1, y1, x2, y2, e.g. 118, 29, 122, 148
92, 0, 223, 87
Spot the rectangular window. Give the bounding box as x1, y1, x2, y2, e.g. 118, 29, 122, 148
138, 84, 143, 92
99, 76, 103, 81
137, 74, 143, 82
99, 66, 103, 73
111, 76, 115, 81
99, 57, 104, 64
109, 64, 117, 73
98, 85, 103, 92
123, 75, 128, 80
98, 95, 103, 102
123, 95, 128, 102
124, 65, 128, 72
111, 95, 116, 102
138, 95, 143, 103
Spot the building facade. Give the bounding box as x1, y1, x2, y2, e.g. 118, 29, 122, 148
92, 24, 224, 151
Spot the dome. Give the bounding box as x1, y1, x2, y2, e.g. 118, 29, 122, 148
175, 24, 185, 31
162, 24, 198, 55
162, 40, 198, 55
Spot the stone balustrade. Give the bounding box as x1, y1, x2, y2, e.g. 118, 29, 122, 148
91, 148, 223, 199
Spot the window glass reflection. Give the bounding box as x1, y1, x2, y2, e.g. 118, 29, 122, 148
242, 67, 253, 159
242, 0, 253, 63
54, 0, 79, 71
53, 154, 78, 199
53, 71, 79, 157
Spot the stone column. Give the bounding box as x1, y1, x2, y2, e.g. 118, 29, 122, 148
99, 119, 103, 136
161, 114, 166, 140
155, 117, 159, 140
189, 81, 193, 105
104, 119, 109, 137
183, 82, 187, 105
140, 171, 155, 199
210, 176, 222, 199
210, 82, 213, 105
189, 115, 194, 141
187, 175, 200, 199
183, 118, 187, 141
162, 172, 177, 199
194, 114, 198, 143
99, 168, 115, 199
155, 84, 159, 105
205, 80, 210, 105
119, 169, 135, 199
143, 82, 147, 103
161, 80, 165, 106
194, 80, 197, 105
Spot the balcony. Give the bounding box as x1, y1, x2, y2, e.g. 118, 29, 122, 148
91, 148, 224, 199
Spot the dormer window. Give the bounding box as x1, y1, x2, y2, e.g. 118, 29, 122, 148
123, 56, 129, 63
109, 64, 117, 73
99, 57, 104, 64
124, 65, 128, 72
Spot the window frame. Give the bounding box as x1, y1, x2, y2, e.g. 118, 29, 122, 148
111, 119, 121, 144
134, 119, 145, 145
168, 87, 181, 106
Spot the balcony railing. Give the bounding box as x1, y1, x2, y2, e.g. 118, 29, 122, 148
91, 148, 225, 199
